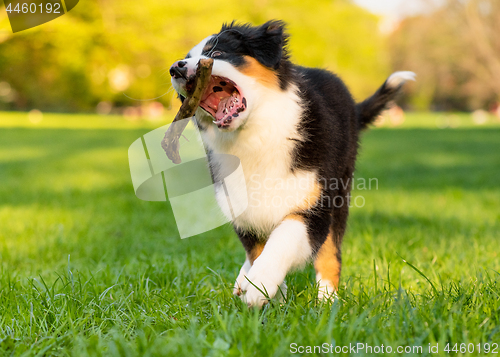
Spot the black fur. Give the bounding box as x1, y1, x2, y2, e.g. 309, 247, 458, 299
356, 80, 404, 130
201, 21, 294, 90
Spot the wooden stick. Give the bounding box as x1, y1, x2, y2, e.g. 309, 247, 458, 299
161, 58, 214, 164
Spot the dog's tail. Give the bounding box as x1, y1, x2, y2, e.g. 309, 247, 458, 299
356, 71, 416, 130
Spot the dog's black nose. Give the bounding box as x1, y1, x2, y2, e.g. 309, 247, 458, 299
169, 61, 188, 79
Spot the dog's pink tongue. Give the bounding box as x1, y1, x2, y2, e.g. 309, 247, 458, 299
202, 94, 220, 111
215, 96, 233, 121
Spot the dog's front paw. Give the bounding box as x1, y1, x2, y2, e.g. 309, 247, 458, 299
239, 262, 285, 308
240, 277, 275, 307
233, 260, 251, 296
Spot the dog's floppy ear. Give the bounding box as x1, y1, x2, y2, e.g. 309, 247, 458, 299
247, 20, 287, 69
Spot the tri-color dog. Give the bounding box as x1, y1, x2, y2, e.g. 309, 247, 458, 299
170, 20, 415, 307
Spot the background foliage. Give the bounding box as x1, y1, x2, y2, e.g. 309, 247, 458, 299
0, 0, 387, 112
2, 0, 498, 112
389, 0, 500, 111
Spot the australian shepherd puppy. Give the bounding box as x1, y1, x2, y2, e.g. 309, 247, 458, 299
170, 20, 414, 307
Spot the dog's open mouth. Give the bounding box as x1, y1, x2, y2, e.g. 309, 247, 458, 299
199, 76, 246, 128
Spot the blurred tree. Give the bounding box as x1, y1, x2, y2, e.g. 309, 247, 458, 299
389, 0, 500, 111
0, 0, 388, 112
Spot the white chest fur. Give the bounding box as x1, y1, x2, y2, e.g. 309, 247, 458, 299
199, 85, 319, 237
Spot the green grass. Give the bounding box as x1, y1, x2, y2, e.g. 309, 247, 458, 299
1, 111, 499, 356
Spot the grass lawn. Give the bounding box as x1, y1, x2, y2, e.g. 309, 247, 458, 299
0, 111, 499, 356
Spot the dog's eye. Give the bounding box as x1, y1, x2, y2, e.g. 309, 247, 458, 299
211, 51, 223, 58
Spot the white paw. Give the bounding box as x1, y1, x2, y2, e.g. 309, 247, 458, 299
233, 260, 251, 296
239, 260, 285, 308
317, 279, 338, 301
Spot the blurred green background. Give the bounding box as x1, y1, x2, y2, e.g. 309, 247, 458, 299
1, 0, 499, 115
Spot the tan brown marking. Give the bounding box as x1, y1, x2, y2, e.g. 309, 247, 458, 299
241, 56, 279, 88
314, 230, 340, 291
298, 182, 321, 211
286, 214, 304, 222
202, 44, 213, 53
247, 243, 265, 264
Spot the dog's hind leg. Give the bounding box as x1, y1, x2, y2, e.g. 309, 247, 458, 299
314, 228, 341, 300
314, 178, 350, 301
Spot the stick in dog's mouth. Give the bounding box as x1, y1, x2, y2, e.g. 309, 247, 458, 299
162, 58, 214, 164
